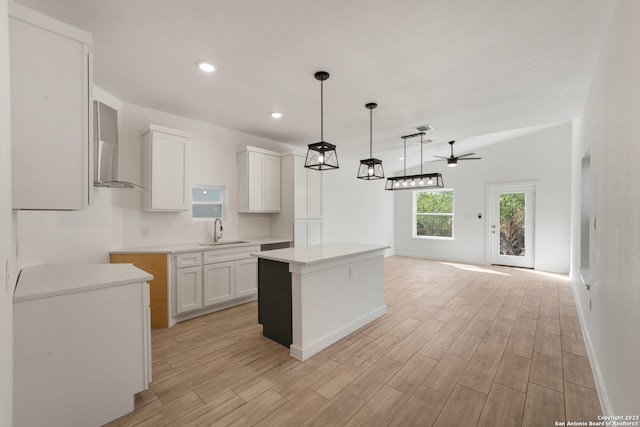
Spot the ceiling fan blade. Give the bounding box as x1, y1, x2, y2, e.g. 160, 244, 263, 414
458, 157, 482, 160
456, 153, 476, 158
432, 156, 448, 159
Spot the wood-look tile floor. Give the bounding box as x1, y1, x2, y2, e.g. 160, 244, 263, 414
104, 256, 601, 427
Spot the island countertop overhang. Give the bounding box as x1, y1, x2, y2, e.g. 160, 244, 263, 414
251, 242, 390, 266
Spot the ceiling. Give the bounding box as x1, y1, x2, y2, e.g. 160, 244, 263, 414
15, 0, 614, 162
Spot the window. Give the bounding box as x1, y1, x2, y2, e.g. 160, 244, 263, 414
192, 185, 225, 221
413, 189, 454, 239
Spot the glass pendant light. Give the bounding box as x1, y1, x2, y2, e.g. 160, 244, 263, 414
305, 71, 339, 170
357, 103, 385, 180
385, 132, 444, 190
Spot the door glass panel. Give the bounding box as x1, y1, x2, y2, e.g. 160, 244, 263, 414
499, 192, 526, 256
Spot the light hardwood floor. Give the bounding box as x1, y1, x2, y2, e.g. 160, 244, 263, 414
104, 256, 601, 426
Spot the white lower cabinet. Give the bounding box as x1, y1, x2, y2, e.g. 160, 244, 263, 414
13, 264, 151, 427
235, 257, 258, 297
204, 261, 235, 306
176, 265, 203, 314
173, 246, 259, 320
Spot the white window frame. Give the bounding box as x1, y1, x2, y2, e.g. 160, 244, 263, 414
413, 188, 455, 240
192, 184, 225, 222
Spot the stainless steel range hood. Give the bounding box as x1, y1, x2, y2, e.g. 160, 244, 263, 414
93, 101, 143, 189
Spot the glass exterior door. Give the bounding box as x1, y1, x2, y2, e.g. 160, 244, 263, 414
490, 185, 535, 268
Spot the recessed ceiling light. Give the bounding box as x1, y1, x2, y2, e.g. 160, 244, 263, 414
399, 157, 404, 161
196, 61, 215, 72
270, 112, 283, 119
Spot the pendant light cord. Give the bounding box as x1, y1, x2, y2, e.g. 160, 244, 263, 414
320, 80, 324, 142
369, 107, 373, 158
403, 138, 407, 175
420, 133, 423, 175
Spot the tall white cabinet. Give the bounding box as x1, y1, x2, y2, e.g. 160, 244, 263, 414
9, 4, 93, 210
237, 146, 281, 213
272, 153, 323, 247
142, 125, 191, 212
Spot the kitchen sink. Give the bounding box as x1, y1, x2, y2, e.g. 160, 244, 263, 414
198, 240, 249, 246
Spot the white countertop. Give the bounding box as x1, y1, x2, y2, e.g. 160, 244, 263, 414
14, 264, 153, 303
109, 237, 292, 255
252, 242, 389, 266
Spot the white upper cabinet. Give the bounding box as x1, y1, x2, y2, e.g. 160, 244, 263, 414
265, 154, 281, 212
142, 125, 190, 212
272, 153, 323, 247
237, 146, 281, 213
10, 4, 92, 210
293, 154, 323, 219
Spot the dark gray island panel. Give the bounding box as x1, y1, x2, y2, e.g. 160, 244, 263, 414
258, 258, 292, 347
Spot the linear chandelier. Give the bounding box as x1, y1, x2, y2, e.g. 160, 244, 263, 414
385, 132, 444, 190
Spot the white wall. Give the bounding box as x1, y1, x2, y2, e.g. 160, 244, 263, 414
116, 102, 290, 248
1, 0, 14, 424
16, 92, 292, 268
571, 0, 640, 414
394, 122, 572, 273
322, 157, 395, 254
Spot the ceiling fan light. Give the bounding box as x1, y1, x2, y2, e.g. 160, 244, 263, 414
448, 158, 457, 167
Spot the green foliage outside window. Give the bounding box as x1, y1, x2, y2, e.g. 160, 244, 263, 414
415, 191, 454, 238
499, 192, 526, 256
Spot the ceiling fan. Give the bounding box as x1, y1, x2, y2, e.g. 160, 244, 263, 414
433, 140, 482, 167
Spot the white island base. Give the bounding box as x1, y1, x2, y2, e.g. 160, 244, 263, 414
253, 242, 388, 361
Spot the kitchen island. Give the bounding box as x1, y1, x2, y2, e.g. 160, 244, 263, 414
253, 242, 389, 361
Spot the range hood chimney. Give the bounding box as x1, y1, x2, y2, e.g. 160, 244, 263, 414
93, 101, 143, 189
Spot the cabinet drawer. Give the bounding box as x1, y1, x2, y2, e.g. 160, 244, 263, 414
176, 252, 202, 268
203, 245, 260, 264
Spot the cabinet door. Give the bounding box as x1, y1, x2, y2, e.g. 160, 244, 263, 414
176, 266, 202, 314
265, 155, 281, 212
307, 169, 323, 218
294, 220, 309, 248
150, 133, 189, 211
235, 258, 258, 298
10, 7, 92, 210
248, 151, 266, 211
203, 261, 235, 306
309, 219, 323, 246
293, 155, 308, 218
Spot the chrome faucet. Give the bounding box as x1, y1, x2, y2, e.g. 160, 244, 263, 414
213, 218, 223, 242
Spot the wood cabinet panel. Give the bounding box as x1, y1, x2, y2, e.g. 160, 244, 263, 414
110, 253, 168, 328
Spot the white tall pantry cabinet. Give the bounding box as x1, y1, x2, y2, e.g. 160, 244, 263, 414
272, 153, 323, 247
9, 4, 92, 210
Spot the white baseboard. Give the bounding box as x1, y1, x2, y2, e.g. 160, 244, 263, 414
571, 278, 613, 415
290, 305, 387, 361
394, 251, 486, 265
